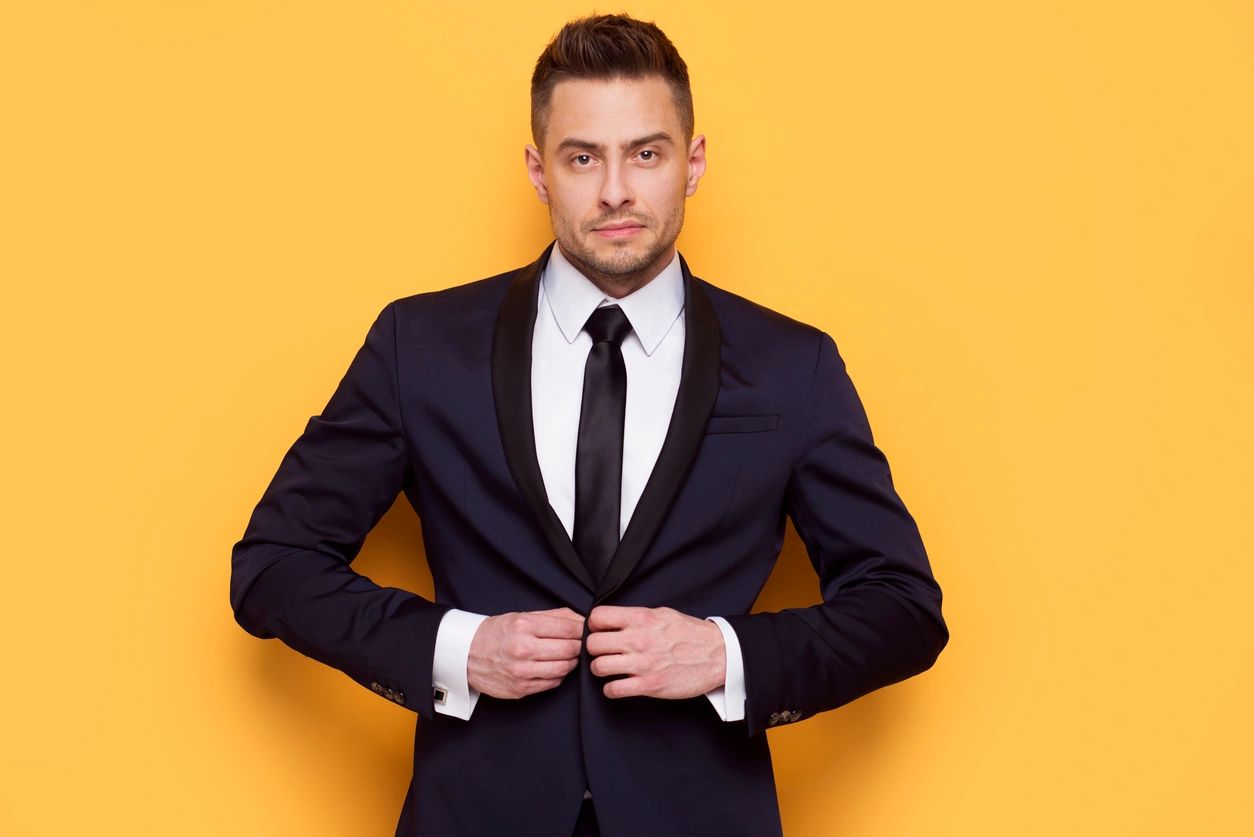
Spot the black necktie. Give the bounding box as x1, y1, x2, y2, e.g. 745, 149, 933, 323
573, 304, 634, 587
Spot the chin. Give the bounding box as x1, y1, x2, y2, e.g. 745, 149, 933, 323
597, 250, 657, 276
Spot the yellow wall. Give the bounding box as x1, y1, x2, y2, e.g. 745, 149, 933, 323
3, 1, 1251, 834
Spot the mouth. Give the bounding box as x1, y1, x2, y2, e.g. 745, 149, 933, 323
593, 223, 646, 239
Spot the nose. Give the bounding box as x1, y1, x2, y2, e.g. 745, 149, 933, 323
598, 159, 634, 212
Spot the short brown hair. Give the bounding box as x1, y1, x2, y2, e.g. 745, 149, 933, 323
530, 13, 693, 151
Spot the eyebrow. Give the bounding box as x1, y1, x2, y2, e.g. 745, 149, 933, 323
555, 131, 675, 154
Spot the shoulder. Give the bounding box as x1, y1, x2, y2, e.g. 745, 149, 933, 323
694, 275, 827, 360
374, 264, 527, 350
389, 267, 518, 320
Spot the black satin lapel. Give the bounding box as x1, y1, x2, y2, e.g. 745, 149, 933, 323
491, 241, 597, 593
594, 252, 722, 603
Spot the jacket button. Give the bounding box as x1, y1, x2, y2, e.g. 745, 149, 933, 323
788, 710, 802, 722
371, 682, 384, 694
394, 691, 406, 705
768, 712, 781, 726
384, 688, 396, 701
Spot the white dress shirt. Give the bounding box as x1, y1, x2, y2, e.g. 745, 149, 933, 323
429, 244, 747, 787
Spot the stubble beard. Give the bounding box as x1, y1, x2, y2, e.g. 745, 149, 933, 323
551, 200, 685, 293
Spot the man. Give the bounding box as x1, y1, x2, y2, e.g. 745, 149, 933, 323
230, 13, 947, 837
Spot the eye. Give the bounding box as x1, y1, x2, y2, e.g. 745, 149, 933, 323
573, 154, 593, 166
639, 150, 657, 161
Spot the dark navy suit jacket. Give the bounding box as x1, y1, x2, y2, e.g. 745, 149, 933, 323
229, 241, 948, 836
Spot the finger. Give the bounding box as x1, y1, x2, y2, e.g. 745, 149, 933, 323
585, 630, 633, 657
521, 658, 579, 679
534, 608, 588, 630
529, 637, 584, 660
520, 677, 566, 696
589, 653, 637, 678
602, 675, 649, 699
528, 612, 587, 639
587, 605, 636, 631
539, 606, 586, 623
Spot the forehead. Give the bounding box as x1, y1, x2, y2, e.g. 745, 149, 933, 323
544, 75, 682, 149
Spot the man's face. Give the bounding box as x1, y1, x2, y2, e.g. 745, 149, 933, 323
525, 75, 706, 291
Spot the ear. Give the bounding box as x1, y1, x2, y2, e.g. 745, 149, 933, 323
525, 143, 549, 205
685, 134, 707, 197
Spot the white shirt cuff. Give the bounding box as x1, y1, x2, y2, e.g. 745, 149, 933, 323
704, 616, 746, 722
432, 608, 489, 720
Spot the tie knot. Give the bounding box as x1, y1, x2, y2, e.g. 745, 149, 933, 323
583, 304, 633, 347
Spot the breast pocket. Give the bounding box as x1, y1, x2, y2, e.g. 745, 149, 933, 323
703, 413, 780, 434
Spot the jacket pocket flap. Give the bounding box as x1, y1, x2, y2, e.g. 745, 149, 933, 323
704, 413, 780, 434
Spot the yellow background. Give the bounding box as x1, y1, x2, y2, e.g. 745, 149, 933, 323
2, 1, 1251, 834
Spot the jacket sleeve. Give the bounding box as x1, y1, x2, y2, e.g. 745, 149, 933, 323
229, 300, 453, 719
720, 330, 949, 737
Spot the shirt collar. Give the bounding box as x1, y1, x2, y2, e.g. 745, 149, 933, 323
540, 241, 685, 356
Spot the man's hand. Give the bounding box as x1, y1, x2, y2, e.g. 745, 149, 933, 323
467, 607, 585, 699
586, 605, 726, 700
